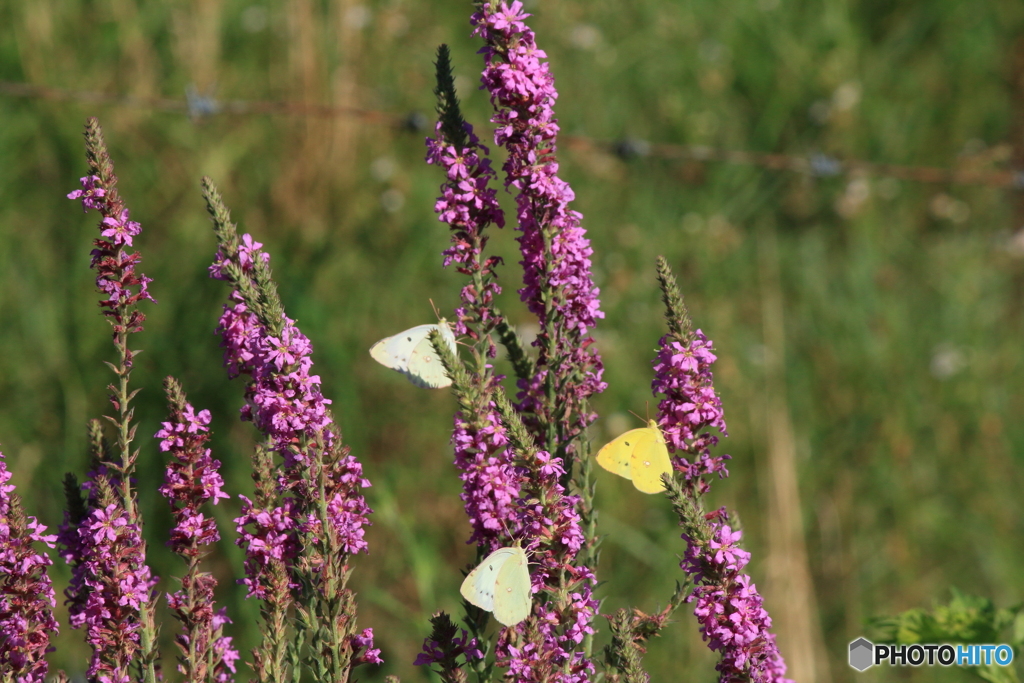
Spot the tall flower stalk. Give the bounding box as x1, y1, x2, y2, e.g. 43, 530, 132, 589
426, 44, 520, 555
471, 4, 606, 657
59, 119, 160, 683
654, 257, 792, 683
472, 0, 606, 464
428, 338, 598, 683
156, 377, 239, 683
421, 43, 523, 679
0, 451, 59, 683
203, 179, 379, 683
417, 3, 606, 679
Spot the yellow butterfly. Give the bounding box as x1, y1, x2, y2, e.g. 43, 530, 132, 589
459, 543, 532, 626
596, 419, 673, 494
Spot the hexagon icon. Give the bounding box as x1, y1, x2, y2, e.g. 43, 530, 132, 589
849, 638, 874, 671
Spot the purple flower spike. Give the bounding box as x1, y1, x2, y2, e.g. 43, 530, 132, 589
682, 516, 792, 683
471, 1, 606, 446
452, 398, 522, 550
495, 448, 598, 683
158, 378, 240, 681
63, 119, 161, 683
417, 9, 604, 681
203, 176, 379, 680
0, 452, 59, 683
652, 330, 731, 492
427, 45, 523, 556
157, 398, 230, 546
57, 491, 158, 680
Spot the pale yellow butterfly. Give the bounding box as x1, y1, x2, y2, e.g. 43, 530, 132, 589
459, 543, 532, 627
369, 319, 457, 388
595, 419, 673, 494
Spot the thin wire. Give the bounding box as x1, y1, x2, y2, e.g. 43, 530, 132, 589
3, 80, 1021, 190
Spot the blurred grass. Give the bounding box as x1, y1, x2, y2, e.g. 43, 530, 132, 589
2, 0, 1024, 681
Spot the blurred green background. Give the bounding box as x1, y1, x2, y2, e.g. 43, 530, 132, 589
2, 0, 1023, 681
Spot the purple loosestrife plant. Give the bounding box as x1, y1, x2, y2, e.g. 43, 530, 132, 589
0, 451, 59, 682
651, 259, 730, 495
488, 388, 597, 683
156, 377, 239, 683
416, 8, 607, 678
57, 425, 159, 683
424, 339, 598, 683
654, 257, 792, 683
202, 179, 379, 683
471, 4, 607, 657
425, 45, 521, 555
60, 119, 161, 683
419, 50, 525, 673
472, 0, 606, 461
477, 0, 607, 667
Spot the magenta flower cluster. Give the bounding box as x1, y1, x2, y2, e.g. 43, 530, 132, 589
496, 450, 596, 683
652, 330, 731, 490
681, 516, 792, 683
426, 123, 506, 338
156, 393, 240, 682
450, 405, 521, 550
213, 307, 331, 462
210, 231, 378, 664
232, 500, 299, 599
350, 628, 384, 666
471, 1, 606, 439
0, 451, 59, 682
57, 493, 158, 679
69, 175, 154, 316
473, 2, 602, 337
157, 403, 230, 553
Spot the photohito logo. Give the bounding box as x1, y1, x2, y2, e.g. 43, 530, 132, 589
849, 638, 1014, 671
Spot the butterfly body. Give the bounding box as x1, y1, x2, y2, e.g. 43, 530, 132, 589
596, 419, 673, 494
460, 545, 532, 626
369, 319, 457, 388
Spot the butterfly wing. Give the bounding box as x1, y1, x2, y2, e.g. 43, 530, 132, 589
460, 546, 521, 613
404, 320, 456, 388
491, 546, 532, 627
629, 420, 673, 494
596, 427, 654, 481
369, 324, 434, 371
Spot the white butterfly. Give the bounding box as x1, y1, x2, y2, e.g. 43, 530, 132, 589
369, 319, 457, 389
459, 544, 532, 627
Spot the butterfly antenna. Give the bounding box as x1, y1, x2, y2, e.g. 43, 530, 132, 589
498, 515, 535, 556
628, 409, 645, 424
498, 517, 516, 543
429, 298, 442, 321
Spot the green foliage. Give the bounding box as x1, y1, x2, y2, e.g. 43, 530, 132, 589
872, 588, 1022, 646
872, 588, 1024, 683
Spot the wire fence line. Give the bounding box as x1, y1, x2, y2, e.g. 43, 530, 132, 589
4, 80, 1023, 191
